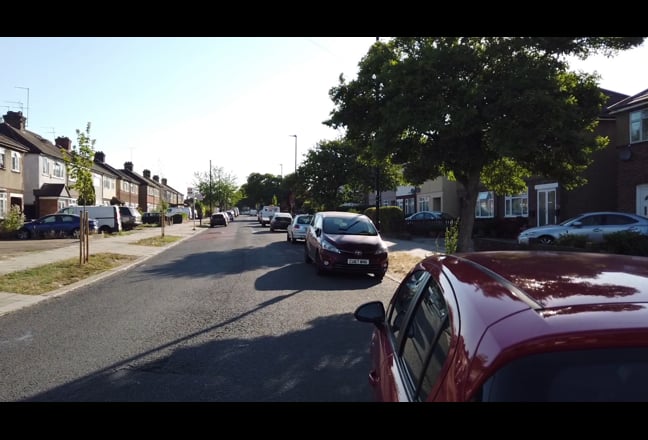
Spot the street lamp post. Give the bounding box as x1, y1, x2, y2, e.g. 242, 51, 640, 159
279, 163, 283, 178
289, 135, 297, 173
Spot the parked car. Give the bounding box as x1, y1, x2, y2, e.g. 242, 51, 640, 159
404, 211, 456, 236
141, 212, 172, 225
17, 213, 99, 239
287, 214, 313, 243
210, 212, 228, 227
58, 205, 122, 234
269, 212, 292, 232
118, 206, 142, 231
354, 250, 648, 401
304, 211, 388, 281
517, 211, 648, 245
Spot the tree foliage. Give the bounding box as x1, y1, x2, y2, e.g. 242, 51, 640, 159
326, 37, 644, 251
62, 122, 96, 206
193, 166, 238, 213
298, 138, 402, 211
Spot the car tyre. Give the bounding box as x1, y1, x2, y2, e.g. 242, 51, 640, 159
71, 228, 81, 239
304, 245, 312, 263
16, 229, 30, 240
538, 235, 555, 245
374, 272, 385, 282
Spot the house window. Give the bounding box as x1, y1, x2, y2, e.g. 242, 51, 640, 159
53, 162, 64, 179
11, 152, 20, 172
42, 158, 50, 175
0, 148, 5, 169
505, 191, 528, 217
475, 191, 494, 218
630, 110, 648, 143
0, 192, 6, 218
418, 196, 430, 212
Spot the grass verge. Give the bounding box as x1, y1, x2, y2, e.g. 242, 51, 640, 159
0, 253, 139, 295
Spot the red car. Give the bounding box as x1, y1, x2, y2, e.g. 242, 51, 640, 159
354, 251, 648, 401
304, 211, 388, 281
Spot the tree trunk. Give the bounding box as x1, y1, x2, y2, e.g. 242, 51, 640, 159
457, 173, 481, 253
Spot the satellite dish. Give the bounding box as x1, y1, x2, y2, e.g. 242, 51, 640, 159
619, 146, 632, 161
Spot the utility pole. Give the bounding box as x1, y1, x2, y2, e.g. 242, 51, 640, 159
374, 36, 381, 231
209, 160, 213, 214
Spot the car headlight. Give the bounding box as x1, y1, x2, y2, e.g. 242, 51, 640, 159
374, 245, 388, 255
321, 240, 341, 254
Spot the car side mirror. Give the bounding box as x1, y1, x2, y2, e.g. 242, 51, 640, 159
315, 228, 321, 237
572, 221, 582, 228
354, 301, 385, 326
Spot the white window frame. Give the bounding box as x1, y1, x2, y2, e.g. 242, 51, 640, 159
475, 191, 494, 218
0, 192, 6, 219
53, 161, 64, 179
418, 196, 430, 212
42, 158, 50, 175
0, 148, 5, 169
504, 190, 529, 217
630, 109, 648, 143
11, 151, 20, 172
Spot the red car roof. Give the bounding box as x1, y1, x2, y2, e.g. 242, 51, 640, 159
419, 251, 648, 399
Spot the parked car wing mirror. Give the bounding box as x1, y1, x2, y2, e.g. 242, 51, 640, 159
354, 301, 386, 325
315, 228, 321, 237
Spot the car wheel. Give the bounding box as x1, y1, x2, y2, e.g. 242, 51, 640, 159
270, 227, 274, 232
538, 235, 555, 245
71, 228, 81, 239
374, 272, 385, 282
304, 245, 312, 263
16, 229, 30, 240
286, 233, 290, 242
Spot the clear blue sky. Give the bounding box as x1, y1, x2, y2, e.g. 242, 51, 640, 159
2, 37, 647, 195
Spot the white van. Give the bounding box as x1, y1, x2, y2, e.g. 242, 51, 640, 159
258, 205, 280, 227
58, 205, 122, 234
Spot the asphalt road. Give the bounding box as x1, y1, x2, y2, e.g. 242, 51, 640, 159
0, 217, 396, 402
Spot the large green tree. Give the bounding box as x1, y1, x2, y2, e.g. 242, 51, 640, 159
298, 138, 401, 211
193, 166, 238, 213
327, 37, 644, 251
239, 172, 282, 209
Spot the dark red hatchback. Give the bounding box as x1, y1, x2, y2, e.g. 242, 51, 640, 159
355, 251, 648, 401
304, 211, 388, 281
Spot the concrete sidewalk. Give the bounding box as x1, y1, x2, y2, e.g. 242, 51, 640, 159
0, 221, 444, 317
0, 220, 206, 316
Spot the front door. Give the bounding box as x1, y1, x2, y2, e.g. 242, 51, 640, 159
637, 184, 648, 217
537, 186, 557, 226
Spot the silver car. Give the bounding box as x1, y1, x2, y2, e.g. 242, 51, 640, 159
518, 211, 648, 245
287, 214, 313, 243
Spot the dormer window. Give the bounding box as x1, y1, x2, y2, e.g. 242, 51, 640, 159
630, 109, 648, 143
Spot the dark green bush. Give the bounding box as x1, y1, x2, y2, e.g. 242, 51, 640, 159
364, 206, 405, 234
603, 231, 648, 256
555, 234, 589, 248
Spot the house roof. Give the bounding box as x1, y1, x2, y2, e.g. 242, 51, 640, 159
0, 122, 64, 159
607, 88, 648, 115
0, 132, 29, 152
33, 183, 71, 198
120, 168, 161, 188
95, 160, 138, 183
600, 88, 630, 117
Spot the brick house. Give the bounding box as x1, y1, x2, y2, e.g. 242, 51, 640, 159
0, 132, 29, 219
607, 88, 648, 217
0, 111, 73, 218
93, 151, 140, 209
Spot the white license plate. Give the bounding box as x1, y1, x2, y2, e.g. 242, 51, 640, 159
347, 259, 369, 265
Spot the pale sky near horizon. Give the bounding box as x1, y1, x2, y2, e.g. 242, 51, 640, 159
2, 37, 647, 195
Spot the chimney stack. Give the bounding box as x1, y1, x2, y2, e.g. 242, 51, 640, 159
55, 136, 72, 151
124, 162, 134, 171
143, 169, 151, 179
3, 111, 26, 130
94, 151, 105, 163
162, 178, 167, 185
153, 175, 160, 182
